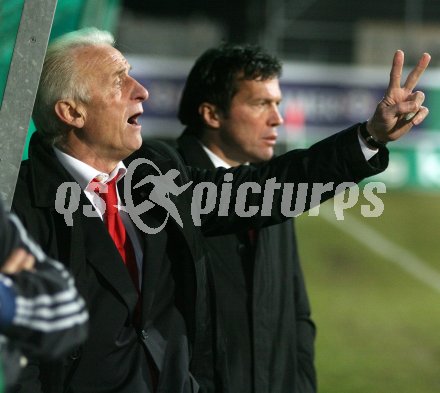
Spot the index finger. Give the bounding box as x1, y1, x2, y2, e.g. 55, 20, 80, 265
387, 50, 404, 91
403, 52, 431, 91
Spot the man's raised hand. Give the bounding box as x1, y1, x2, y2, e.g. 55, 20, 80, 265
367, 50, 431, 143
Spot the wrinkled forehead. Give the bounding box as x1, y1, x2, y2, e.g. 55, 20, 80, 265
73, 44, 129, 74
235, 76, 281, 95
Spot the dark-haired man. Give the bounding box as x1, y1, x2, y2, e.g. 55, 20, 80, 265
176, 43, 315, 393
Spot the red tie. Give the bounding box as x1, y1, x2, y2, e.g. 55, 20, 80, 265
248, 228, 258, 247
95, 177, 140, 292
95, 178, 156, 387
95, 177, 141, 327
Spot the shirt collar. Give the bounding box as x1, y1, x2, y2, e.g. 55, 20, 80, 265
200, 142, 250, 168
53, 147, 127, 191
200, 143, 232, 169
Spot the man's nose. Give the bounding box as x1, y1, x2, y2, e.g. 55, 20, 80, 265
131, 77, 149, 102
269, 105, 284, 126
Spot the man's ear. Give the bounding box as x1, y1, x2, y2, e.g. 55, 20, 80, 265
198, 103, 221, 129
54, 100, 86, 128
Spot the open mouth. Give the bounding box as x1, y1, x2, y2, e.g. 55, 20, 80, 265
127, 113, 141, 126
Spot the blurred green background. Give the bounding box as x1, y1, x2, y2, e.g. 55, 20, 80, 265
297, 189, 440, 393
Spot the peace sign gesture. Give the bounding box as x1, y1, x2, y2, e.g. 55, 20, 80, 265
367, 50, 431, 143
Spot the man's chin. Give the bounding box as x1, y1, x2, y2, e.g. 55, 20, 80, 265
255, 150, 274, 163
131, 134, 143, 150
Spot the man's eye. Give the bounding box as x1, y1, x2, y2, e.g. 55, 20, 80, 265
115, 76, 125, 87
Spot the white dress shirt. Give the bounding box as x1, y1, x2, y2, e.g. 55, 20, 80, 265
54, 147, 143, 287
201, 144, 232, 169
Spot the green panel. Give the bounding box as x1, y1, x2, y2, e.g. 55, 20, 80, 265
423, 87, 440, 131
22, 119, 36, 160
366, 138, 440, 190
50, 0, 86, 39
80, 0, 121, 31
50, 0, 121, 41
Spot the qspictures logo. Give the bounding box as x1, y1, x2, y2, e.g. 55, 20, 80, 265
55, 158, 386, 234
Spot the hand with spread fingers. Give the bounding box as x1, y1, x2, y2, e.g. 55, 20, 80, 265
367, 50, 431, 143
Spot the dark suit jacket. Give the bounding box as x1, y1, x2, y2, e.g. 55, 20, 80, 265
12, 125, 387, 393
12, 133, 201, 393
177, 132, 316, 393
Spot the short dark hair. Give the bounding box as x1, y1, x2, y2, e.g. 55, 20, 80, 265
178, 43, 282, 132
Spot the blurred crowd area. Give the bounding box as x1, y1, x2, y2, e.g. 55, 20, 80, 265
4, 0, 440, 190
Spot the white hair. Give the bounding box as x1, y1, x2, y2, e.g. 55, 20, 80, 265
32, 27, 115, 144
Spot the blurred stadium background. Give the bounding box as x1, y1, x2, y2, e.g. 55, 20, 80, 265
2, 0, 440, 391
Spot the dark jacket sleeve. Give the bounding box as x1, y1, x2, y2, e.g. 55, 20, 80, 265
131, 125, 388, 238
187, 125, 388, 234
0, 199, 88, 359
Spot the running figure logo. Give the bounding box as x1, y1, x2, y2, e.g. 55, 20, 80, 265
124, 158, 193, 234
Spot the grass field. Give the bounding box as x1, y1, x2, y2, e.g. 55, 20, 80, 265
295, 190, 440, 393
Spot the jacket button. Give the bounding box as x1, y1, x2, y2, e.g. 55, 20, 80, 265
237, 243, 246, 256
140, 329, 149, 340
19, 356, 28, 368
69, 348, 81, 360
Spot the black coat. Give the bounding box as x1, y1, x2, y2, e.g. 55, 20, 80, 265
177, 131, 316, 393
12, 133, 203, 393
12, 125, 387, 393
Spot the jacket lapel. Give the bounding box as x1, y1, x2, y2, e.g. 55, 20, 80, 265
124, 144, 202, 327
177, 132, 216, 170
125, 144, 196, 253
80, 209, 139, 318
137, 213, 167, 324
